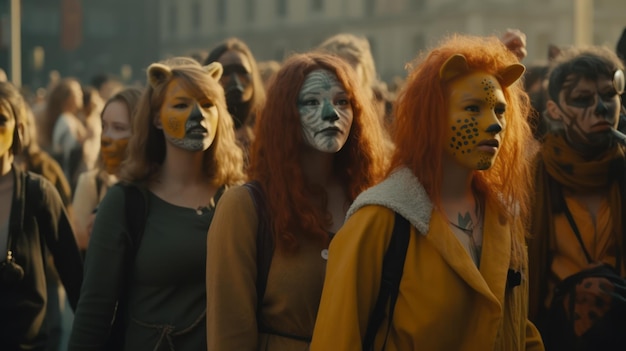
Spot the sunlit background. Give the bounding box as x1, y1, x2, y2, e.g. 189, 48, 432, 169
1, 0, 624, 92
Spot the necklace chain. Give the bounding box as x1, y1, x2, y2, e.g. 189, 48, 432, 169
447, 220, 474, 235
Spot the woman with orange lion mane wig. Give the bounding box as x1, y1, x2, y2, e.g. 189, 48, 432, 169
310, 34, 545, 351
206, 52, 387, 350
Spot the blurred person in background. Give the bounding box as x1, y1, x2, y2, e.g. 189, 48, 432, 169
72, 87, 142, 251
78, 86, 104, 173
13, 88, 76, 351
90, 73, 123, 102
0, 80, 83, 351
41, 78, 86, 191
14, 108, 72, 211
500, 28, 528, 61
205, 37, 266, 167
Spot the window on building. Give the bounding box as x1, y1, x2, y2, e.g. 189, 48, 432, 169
191, 1, 201, 31
311, 0, 324, 12
246, 0, 256, 22
277, 0, 287, 18
217, 0, 227, 25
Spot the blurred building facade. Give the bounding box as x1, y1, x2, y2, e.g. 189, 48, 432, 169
159, 0, 626, 83
0, 0, 160, 92
1, 0, 624, 91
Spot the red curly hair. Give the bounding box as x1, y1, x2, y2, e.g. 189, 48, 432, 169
249, 53, 387, 252
390, 34, 534, 224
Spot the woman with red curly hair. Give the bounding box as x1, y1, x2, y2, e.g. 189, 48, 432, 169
310, 34, 544, 350
206, 52, 387, 350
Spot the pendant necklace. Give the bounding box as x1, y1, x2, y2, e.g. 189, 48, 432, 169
448, 199, 482, 265
448, 220, 481, 262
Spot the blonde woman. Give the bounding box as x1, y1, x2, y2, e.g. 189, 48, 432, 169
69, 58, 245, 350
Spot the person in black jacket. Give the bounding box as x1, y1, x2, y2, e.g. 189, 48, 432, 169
0, 81, 83, 350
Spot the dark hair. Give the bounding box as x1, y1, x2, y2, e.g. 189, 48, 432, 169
616, 27, 626, 63
547, 46, 624, 102
90, 73, 120, 90
204, 37, 266, 122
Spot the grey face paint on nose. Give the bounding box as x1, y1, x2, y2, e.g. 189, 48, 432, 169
187, 104, 203, 122
321, 101, 339, 122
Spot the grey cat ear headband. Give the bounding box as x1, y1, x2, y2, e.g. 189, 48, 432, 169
609, 69, 626, 145
614, 69, 625, 95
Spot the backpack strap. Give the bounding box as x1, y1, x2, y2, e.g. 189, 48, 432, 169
362, 212, 411, 351
242, 182, 274, 329
4, 170, 36, 278
10, 170, 32, 248
95, 173, 104, 202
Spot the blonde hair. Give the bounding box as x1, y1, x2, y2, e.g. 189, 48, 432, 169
316, 33, 378, 91
119, 58, 245, 186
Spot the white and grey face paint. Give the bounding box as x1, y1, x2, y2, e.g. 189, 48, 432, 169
297, 69, 354, 153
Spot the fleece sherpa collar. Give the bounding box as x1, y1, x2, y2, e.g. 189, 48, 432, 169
346, 167, 433, 234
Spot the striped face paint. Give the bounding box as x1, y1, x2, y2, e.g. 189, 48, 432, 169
555, 75, 620, 151
298, 69, 353, 153
445, 71, 507, 170
158, 78, 219, 152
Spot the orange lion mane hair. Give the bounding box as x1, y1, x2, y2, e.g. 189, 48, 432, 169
391, 34, 534, 225
249, 52, 387, 253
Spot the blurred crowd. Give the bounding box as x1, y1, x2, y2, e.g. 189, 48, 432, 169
1, 25, 626, 351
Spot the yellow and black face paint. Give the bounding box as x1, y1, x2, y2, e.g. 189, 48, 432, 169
159, 79, 219, 152
100, 136, 129, 174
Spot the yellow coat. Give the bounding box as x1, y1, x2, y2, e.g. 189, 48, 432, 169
310, 168, 544, 351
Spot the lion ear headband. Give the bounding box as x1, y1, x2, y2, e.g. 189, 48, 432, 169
439, 53, 526, 87
146, 62, 224, 88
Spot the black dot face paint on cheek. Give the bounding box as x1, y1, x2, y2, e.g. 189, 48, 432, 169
449, 116, 480, 155
460, 117, 479, 154
482, 79, 497, 108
